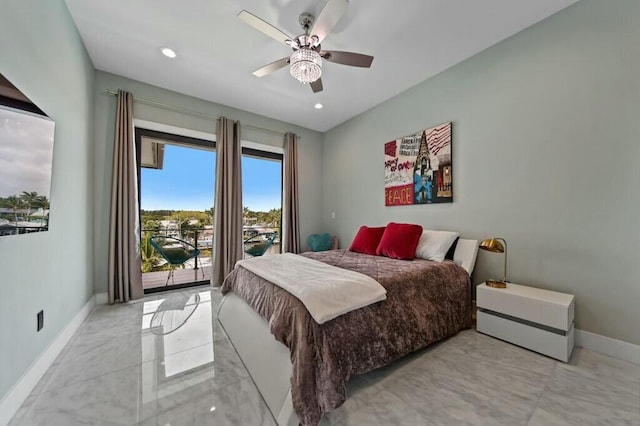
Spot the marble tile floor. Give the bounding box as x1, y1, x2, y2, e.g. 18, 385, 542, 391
9, 285, 640, 426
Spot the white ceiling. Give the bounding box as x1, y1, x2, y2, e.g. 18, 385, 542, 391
64, 0, 577, 132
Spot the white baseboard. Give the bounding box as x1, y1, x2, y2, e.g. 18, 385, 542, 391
95, 292, 108, 305
575, 329, 639, 365
0, 295, 97, 426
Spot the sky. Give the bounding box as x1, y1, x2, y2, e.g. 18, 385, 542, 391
141, 144, 282, 212
0, 106, 55, 198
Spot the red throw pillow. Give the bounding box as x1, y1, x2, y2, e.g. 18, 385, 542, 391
376, 222, 423, 260
349, 226, 386, 255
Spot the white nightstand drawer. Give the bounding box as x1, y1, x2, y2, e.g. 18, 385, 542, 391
477, 310, 574, 362
476, 282, 575, 362
477, 282, 574, 331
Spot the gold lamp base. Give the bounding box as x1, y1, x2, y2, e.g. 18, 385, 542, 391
486, 280, 507, 289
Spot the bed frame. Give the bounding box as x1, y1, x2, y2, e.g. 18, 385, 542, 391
217, 240, 479, 426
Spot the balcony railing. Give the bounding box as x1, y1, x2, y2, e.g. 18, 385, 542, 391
141, 226, 281, 291
0, 222, 48, 236
141, 227, 212, 290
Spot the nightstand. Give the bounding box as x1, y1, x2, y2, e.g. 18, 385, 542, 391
476, 282, 575, 362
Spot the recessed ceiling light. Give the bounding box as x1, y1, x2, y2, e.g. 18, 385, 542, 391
161, 47, 176, 58
314, 103, 323, 109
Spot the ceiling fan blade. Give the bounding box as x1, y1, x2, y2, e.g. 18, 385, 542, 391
321, 51, 374, 68
310, 0, 348, 43
252, 57, 290, 78
238, 10, 292, 45
310, 78, 323, 93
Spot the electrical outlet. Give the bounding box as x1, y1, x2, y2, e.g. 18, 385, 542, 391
37, 310, 44, 332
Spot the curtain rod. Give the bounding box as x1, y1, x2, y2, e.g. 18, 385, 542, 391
103, 89, 289, 138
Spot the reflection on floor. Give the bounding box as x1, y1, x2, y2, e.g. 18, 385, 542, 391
9, 285, 640, 426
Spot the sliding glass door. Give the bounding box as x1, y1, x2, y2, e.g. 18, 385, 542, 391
241, 148, 283, 258
137, 128, 215, 293
136, 127, 284, 292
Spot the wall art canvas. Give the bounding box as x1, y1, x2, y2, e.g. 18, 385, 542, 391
0, 73, 55, 237
384, 122, 452, 206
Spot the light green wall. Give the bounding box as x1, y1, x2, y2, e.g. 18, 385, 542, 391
93, 71, 324, 293
322, 0, 640, 344
0, 0, 96, 398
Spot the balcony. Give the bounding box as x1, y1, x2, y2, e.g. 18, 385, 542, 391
141, 227, 280, 291
143, 265, 212, 290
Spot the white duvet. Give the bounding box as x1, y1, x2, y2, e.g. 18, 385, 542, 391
236, 253, 387, 324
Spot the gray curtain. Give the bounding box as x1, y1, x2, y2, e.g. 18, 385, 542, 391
108, 90, 143, 303
283, 132, 301, 253
212, 117, 243, 286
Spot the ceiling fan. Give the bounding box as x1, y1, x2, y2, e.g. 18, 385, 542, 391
238, 0, 374, 93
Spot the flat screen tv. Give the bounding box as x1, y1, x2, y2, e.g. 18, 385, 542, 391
0, 73, 55, 237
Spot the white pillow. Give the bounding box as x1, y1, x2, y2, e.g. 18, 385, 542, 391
415, 230, 460, 262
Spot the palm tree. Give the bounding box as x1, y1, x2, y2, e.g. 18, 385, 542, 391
33, 195, 50, 228
4, 196, 24, 222
267, 208, 281, 227
140, 233, 167, 273
21, 191, 39, 217
179, 218, 202, 241
35, 195, 50, 210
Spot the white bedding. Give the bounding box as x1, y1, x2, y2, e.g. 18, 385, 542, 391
236, 253, 387, 324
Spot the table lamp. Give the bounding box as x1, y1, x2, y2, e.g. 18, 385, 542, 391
479, 238, 508, 288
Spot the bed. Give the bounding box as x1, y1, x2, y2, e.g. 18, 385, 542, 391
217, 239, 479, 426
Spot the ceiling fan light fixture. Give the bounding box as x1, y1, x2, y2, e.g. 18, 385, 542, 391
290, 48, 322, 83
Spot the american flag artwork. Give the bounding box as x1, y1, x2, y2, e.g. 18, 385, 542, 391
384, 122, 452, 206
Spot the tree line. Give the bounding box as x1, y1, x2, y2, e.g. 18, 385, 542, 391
242, 207, 281, 228
0, 191, 50, 222
140, 206, 281, 229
